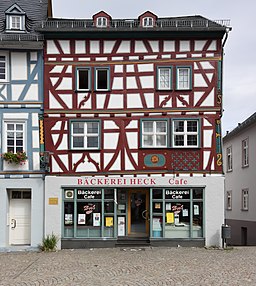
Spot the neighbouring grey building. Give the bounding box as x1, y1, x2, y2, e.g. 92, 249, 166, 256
223, 112, 256, 245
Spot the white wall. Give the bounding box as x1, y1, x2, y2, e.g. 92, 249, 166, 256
224, 123, 256, 222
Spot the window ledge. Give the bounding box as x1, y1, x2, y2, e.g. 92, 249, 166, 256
242, 165, 249, 168
75, 90, 91, 93
156, 89, 173, 92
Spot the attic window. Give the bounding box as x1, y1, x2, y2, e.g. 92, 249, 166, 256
10, 16, 21, 30
143, 17, 154, 27
5, 4, 26, 32
96, 17, 107, 27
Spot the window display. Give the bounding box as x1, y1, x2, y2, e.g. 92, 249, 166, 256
151, 188, 204, 239
63, 188, 116, 238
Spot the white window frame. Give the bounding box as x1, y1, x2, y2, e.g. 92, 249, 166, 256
141, 120, 168, 148
0, 53, 8, 82
177, 67, 191, 90
10, 15, 22, 30
242, 138, 249, 167
157, 67, 172, 90
76, 67, 91, 91
142, 17, 154, 27
71, 121, 100, 150
227, 146, 232, 172
3, 121, 26, 153
172, 119, 199, 148
242, 189, 249, 211
95, 68, 110, 91
226, 191, 232, 210
96, 17, 107, 27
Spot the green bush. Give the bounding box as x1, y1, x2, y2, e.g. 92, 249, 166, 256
39, 233, 59, 252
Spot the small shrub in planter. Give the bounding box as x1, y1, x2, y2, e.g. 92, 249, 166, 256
39, 233, 59, 252
2, 151, 27, 165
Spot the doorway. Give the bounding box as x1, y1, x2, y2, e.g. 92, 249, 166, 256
241, 227, 247, 246
9, 190, 31, 245
128, 190, 149, 237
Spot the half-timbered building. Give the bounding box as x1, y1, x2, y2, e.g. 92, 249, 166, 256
38, 12, 231, 248
0, 0, 52, 249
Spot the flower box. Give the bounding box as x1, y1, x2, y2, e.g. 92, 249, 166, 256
1, 151, 28, 165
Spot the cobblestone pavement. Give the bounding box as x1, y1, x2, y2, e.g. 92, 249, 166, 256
0, 247, 256, 286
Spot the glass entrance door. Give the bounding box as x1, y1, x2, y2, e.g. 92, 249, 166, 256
128, 190, 149, 237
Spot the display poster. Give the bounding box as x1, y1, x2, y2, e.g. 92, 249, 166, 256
78, 213, 86, 224
105, 217, 113, 227
152, 218, 162, 231
65, 214, 73, 225
118, 217, 125, 236
166, 212, 174, 223
174, 213, 180, 224
166, 203, 172, 211
93, 213, 101, 226
194, 205, 199, 215
182, 209, 188, 217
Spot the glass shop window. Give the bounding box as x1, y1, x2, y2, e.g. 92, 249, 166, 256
152, 189, 162, 199
64, 202, 74, 237
76, 202, 102, 238
193, 202, 203, 237
165, 202, 190, 238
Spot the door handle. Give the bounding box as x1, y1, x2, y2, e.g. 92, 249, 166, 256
11, 219, 16, 229
142, 210, 149, 220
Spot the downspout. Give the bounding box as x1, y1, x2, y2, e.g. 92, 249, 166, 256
221, 26, 232, 118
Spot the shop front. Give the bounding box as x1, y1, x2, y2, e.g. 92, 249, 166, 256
45, 175, 224, 248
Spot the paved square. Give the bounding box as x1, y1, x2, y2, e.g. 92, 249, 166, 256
0, 247, 255, 285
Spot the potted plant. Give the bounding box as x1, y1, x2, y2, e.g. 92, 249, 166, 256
1, 151, 28, 165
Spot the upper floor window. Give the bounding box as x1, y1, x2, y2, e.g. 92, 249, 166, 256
76, 68, 91, 91
157, 67, 172, 90
95, 67, 110, 91
96, 17, 107, 27
142, 17, 154, 27
226, 146, 232, 172
242, 138, 249, 167
4, 122, 26, 153
226, 191, 232, 210
76, 67, 110, 92
5, 4, 26, 32
141, 120, 168, 148
172, 119, 199, 148
176, 67, 192, 90
71, 120, 100, 150
242, 189, 249, 211
0, 54, 8, 82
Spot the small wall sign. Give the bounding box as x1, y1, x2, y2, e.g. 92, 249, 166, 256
49, 197, 58, 205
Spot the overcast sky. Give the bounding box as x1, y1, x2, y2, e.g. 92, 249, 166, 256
53, 0, 256, 134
